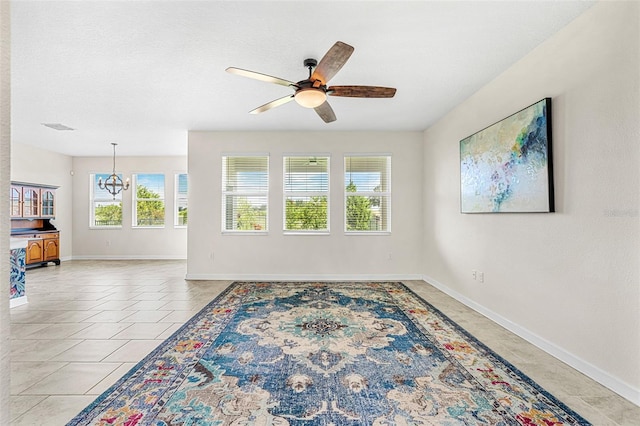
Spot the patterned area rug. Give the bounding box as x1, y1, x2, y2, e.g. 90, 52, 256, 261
68, 282, 590, 425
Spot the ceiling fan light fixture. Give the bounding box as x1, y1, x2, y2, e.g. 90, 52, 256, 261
294, 88, 326, 108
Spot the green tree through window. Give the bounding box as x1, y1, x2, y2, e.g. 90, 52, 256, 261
136, 184, 165, 226
345, 181, 372, 231
285, 196, 328, 230
94, 203, 122, 226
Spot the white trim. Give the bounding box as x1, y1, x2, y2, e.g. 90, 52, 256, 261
72, 254, 187, 260
184, 273, 422, 281
10, 297, 28, 308
422, 274, 640, 407
174, 172, 188, 228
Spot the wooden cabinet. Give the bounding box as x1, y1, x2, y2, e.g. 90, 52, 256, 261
43, 233, 59, 262
21, 232, 60, 267
26, 239, 44, 264
10, 182, 58, 219
11, 182, 61, 269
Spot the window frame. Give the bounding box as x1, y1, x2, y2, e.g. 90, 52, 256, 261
89, 173, 124, 229
221, 154, 269, 234
132, 173, 166, 229
344, 154, 392, 234
174, 173, 188, 228
283, 154, 331, 234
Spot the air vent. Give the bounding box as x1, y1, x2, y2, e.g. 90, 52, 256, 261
42, 123, 75, 131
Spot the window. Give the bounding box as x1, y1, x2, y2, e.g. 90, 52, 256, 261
133, 173, 165, 227
344, 155, 391, 232
175, 173, 188, 227
90, 173, 123, 227
222, 155, 268, 232
284, 155, 329, 232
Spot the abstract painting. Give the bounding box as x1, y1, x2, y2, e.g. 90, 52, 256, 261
460, 98, 554, 213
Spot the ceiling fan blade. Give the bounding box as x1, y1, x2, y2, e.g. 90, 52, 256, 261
328, 85, 397, 98
226, 67, 295, 87
311, 41, 354, 85
314, 101, 337, 123
249, 95, 295, 114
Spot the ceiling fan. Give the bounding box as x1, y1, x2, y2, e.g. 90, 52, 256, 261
226, 41, 396, 123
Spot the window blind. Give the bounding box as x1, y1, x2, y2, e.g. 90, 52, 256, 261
284, 156, 329, 232
222, 155, 269, 232
344, 155, 391, 232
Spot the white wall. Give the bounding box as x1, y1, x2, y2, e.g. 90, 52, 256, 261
10, 143, 74, 261
0, 1, 11, 422
423, 1, 639, 405
187, 131, 423, 280
71, 155, 187, 259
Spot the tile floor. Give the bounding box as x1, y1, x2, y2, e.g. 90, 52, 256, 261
9, 260, 639, 425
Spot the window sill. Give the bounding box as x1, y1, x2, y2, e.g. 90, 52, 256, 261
344, 231, 391, 236
222, 231, 269, 236
283, 231, 331, 236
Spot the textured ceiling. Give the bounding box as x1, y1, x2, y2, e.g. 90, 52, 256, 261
10, 1, 594, 157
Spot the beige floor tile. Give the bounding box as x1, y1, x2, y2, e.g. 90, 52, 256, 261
125, 300, 171, 310
50, 339, 129, 362
155, 323, 183, 340
92, 300, 139, 310
68, 322, 133, 339
11, 361, 69, 394
10, 339, 81, 362
10, 323, 50, 340
83, 310, 136, 323
10, 395, 47, 421
129, 292, 169, 301
159, 310, 199, 323
21, 362, 122, 395
119, 310, 172, 323
160, 299, 209, 311
11, 395, 97, 426
111, 322, 173, 339
20, 322, 93, 340
86, 362, 136, 395
103, 340, 164, 362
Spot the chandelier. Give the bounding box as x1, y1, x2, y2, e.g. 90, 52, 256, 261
98, 143, 130, 199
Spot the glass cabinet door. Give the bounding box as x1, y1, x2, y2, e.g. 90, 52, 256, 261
41, 189, 55, 217
10, 186, 22, 217
22, 187, 40, 217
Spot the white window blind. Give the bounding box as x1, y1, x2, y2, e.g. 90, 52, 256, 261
133, 173, 165, 227
175, 173, 188, 227
90, 173, 123, 227
222, 155, 269, 232
284, 156, 329, 232
344, 155, 391, 232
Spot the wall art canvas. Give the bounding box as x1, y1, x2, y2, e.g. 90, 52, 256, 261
460, 98, 554, 213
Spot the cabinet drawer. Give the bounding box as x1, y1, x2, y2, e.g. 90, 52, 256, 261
41, 233, 59, 240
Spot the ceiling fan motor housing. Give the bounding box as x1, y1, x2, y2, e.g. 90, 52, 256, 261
303, 58, 318, 68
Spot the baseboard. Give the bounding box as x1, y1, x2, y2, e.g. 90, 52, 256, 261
184, 273, 423, 282
422, 274, 640, 407
10, 296, 28, 308
71, 255, 187, 260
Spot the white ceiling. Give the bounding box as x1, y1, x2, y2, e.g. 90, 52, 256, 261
10, 1, 594, 157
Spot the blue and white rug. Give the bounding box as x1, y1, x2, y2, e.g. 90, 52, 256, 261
68, 281, 590, 425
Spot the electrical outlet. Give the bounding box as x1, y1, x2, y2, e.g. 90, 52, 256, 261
472, 270, 477, 280
478, 272, 484, 283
